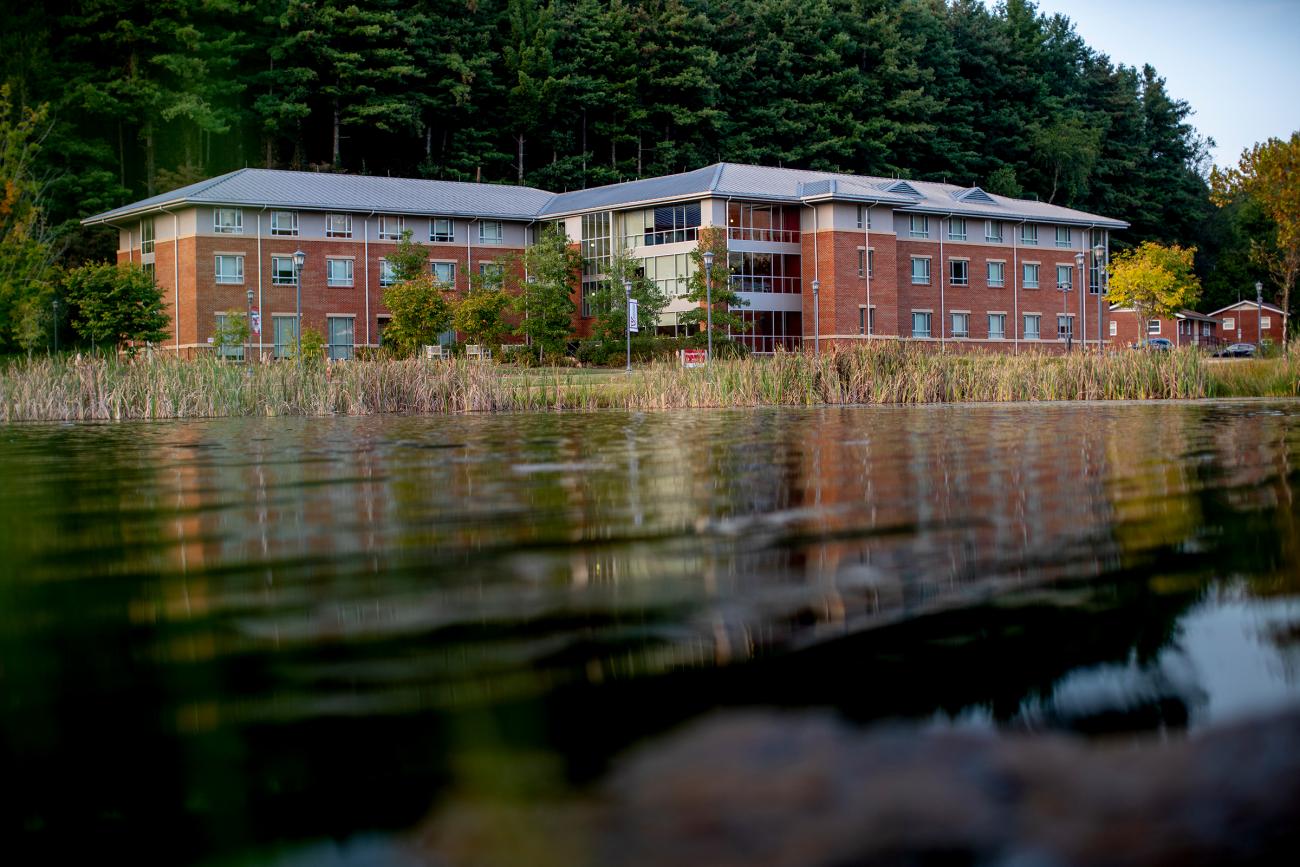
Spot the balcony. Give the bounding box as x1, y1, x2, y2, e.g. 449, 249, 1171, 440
727, 227, 801, 244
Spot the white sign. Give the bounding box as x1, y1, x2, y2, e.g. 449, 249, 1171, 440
250, 311, 261, 334
628, 299, 639, 333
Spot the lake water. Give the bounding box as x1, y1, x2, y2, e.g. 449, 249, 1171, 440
3, 402, 1300, 864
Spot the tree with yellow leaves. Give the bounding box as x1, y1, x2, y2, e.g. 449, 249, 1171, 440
1106, 242, 1201, 346
1211, 133, 1300, 349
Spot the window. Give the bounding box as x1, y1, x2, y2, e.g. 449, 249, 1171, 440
911, 257, 930, 285
141, 219, 155, 254
379, 259, 396, 287
857, 249, 874, 278
987, 262, 1005, 288
1223, 317, 1235, 331
273, 316, 298, 359
377, 215, 404, 241
989, 314, 1006, 340
215, 254, 244, 284
1057, 265, 1073, 291
1110, 320, 1118, 337
213, 208, 243, 234
950, 260, 969, 286
909, 215, 930, 238
911, 311, 932, 338
478, 262, 505, 286
948, 218, 967, 241
1024, 314, 1041, 340
1262, 316, 1272, 329
859, 307, 874, 335
951, 312, 969, 338
214, 314, 244, 360
1055, 226, 1071, 248
431, 218, 454, 243
143, 262, 154, 281
478, 221, 504, 243
857, 206, 872, 230
1023, 263, 1040, 289
270, 211, 298, 236
431, 261, 456, 284
647, 202, 704, 244
1021, 224, 1038, 245
985, 221, 1003, 243
326, 257, 354, 287
1058, 315, 1073, 340
271, 256, 296, 285
1148, 319, 1161, 335
326, 213, 352, 238
328, 316, 354, 361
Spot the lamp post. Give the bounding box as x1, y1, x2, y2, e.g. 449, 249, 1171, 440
624, 278, 632, 373
702, 249, 714, 366
246, 288, 254, 367
51, 299, 59, 355
1093, 244, 1106, 352
293, 249, 306, 363
1253, 279, 1263, 343
812, 279, 820, 355
1072, 251, 1084, 353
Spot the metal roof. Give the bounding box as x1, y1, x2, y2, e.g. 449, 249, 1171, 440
84, 162, 1128, 230
1207, 300, 1286, 316
82, 168, 556, 224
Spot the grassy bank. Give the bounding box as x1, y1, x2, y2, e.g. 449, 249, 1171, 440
2, 344, 1297, 421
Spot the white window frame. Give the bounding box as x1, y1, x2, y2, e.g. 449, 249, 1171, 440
949, 259, 969, 286
1148, 319, 1161, 335
911, 311, 932, 338
1057, 314, 1074, 339
270, 211, 299, 236
1055, 226, 1071, 248
857, 206, 872, 230
1021, 224, 1038, 245
909, 215, 929, 239
327, 315, 355, 362
988, 313, 1006, 340
951, 312, 969, 338
478, 221, 504, 244
947, 218, 967, 242
985, 220, 1003, 243
431, 218, 455, 243
431, 261, 456, 284
857, 248, 874, 278
271, 256, 296, 285
1023, 263, 1040, 289
141, 218, 155, 253
1261, 315, 1272, 329
213, 208, 243, 234
1223, 317, 1235, 331
1024, 314, 1041, 340
1056, 264, 1073, 290
987, 261, 1005, 288
214, 254, 244, 284
379, 258, 396, 287
377, 215, 405, 241
911, 256, 931, 285
326, 213, 353, 238
1110, 320, 1118, 337
326, 257, 354, 287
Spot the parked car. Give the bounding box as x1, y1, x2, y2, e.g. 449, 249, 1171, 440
1215, 343, 1257, 358
1133, 338, 1173, 351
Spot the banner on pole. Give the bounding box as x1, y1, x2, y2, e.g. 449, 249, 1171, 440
628, 299, 639, 333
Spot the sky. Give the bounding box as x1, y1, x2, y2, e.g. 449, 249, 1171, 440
1009, 0, 1300, 168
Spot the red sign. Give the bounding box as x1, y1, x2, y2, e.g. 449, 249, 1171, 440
681, 348, 708, 368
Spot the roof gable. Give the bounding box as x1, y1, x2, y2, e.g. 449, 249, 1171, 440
953, 187, 997, 205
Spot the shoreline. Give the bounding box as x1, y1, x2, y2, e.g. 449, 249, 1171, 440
2, 345, 1296, 422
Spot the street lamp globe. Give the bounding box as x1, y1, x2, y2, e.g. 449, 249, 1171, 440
293, 249, 306, 269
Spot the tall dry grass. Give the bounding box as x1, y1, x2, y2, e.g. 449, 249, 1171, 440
1, 344, 1294, 422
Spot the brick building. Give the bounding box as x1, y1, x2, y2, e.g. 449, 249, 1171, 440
1209, 300, 1286, 347
1107, 307, 1221, 349
83, 163, 1128, 357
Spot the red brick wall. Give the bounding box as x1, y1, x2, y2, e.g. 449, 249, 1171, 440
1216, 306, 1284, 345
